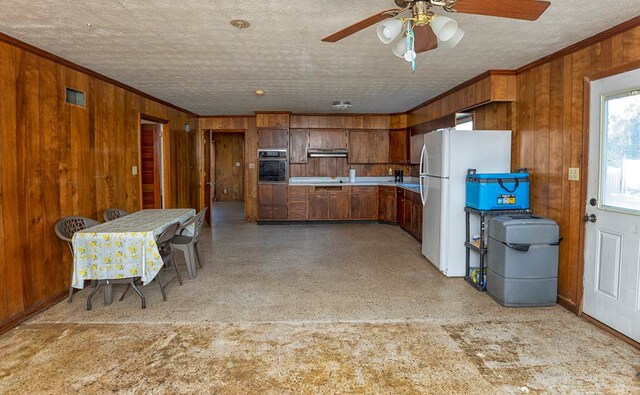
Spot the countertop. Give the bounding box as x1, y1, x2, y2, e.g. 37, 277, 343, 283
289, 177, 421, 193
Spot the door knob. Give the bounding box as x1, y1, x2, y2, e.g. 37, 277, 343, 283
584, 213, 597, 223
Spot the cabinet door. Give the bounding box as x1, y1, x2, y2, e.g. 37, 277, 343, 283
308, 194, 329, 220
415, 200, 423, 241
289, 129, 309, 164
258, 129, 289, 149
396, 190, 405, 227
348, 130, 389, 164
347, 130, 369, 164
258, 184, 273, 205
378, 188, 396, 222
368, 130, 390, 163
389, 129, 408, 164
309, 129, 347, 149
272, 184, 288, 205
329, 193, 350, 220
403, 196, 413, 232
351, 189, 378, 220
410, 133, 423, 165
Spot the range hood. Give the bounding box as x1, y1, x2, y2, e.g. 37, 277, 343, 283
307, 149, 349, 158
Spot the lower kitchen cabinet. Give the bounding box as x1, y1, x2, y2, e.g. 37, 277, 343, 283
258, 183, 288, 220
397, 188, 422, 241
288, 186, 308, 220
378, 186, 396, 222
308, 186, 350, 220
351, 186, 378, 220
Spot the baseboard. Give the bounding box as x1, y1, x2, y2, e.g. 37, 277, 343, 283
583, 314, 640, 350
0, 290, 68, 335
556, 295, 578, 313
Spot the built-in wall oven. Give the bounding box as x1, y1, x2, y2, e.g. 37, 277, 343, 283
258, 149, 287, 183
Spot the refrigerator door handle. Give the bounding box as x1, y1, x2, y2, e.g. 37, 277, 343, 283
419, 144, 426, 176
420, 175, 428, 206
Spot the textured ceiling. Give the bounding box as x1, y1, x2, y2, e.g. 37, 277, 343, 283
1, 1, 639, 115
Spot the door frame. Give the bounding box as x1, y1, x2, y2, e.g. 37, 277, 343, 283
578, 61, 640, 346
203, 128, 247, 222
138, 114, 170, 210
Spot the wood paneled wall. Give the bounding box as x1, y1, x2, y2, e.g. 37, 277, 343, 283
0, 39, 198, 331
514, 24, 640, 312
199, 117, 258, 221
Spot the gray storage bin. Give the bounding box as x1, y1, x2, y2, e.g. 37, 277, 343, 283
486, 214, 560, 307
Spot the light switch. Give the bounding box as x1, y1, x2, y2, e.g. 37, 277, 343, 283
249, 163, 255, 169
236, 162, 241, 167
568, 168, 579, 181
132, 166, 138, 175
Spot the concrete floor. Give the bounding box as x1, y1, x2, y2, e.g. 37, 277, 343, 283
0, 201, 639, 393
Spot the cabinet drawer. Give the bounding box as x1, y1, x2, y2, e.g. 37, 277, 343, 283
289, 201, 306, 211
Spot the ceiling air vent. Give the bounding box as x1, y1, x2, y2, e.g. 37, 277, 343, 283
65, 87, 86, 107
331, 100, 352, 111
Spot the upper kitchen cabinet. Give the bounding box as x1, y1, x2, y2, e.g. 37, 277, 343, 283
345, 115, 390, 129
289, 129, 309, 164
389, 129, 408, 164
348, 129, 389, 164
410, 132, 423, 165
258, 129, 289, 149
308, 129, 348, 150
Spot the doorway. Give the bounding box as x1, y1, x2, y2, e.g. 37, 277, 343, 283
583, 67, 640, 343
139, 116, 168, 209
204, 130, 246, 225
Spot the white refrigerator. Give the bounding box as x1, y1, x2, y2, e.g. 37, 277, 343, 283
419, 129, 512, 277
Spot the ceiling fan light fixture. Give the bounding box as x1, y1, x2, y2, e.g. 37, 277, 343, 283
392, 38, 408, 58
440, 27, 465, 48
430, 15, 458, 41
376, 19, 403, 44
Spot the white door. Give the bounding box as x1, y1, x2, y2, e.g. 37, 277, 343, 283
583, 68, 640, 343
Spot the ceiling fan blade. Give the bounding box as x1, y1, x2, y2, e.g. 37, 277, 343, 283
414, 25, 438, 53
453, 0, 551, 21
321, 8, 400, 42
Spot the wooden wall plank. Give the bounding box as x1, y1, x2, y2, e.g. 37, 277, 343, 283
0, 42, 10, 321
1, 44, 26, 319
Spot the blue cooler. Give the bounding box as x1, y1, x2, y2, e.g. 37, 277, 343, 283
466, 169, 530, 210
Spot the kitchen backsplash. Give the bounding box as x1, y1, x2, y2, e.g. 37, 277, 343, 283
289, 157, 410, 178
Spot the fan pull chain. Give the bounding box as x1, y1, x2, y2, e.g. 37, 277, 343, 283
405, 22, 416, 73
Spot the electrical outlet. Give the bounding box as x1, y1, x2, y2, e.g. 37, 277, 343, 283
132, 165, 138, 175
568, 167, 580, 181
249, 163, 255, 169
223, 189, 227, 194
236, 162, 241, 167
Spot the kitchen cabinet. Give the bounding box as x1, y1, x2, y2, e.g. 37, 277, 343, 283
350, 186, 378, 220
348, 129, 389, 164
288, 186, 308, 220
396, 188, 422, 241
289, 129, 309, 164
389, 129, 408, 164
378, 186, 396, 222
410, 132, 423, 165
307, 186, 350, 220
308, 129, 348, 150
258, 129, 289, 149
258, 183, 288, 220
396, 188, 405, 227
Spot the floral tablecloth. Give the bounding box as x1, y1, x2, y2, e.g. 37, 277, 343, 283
72, 208, 196, 289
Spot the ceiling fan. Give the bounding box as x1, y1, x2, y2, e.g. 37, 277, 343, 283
322, 0, 551, 70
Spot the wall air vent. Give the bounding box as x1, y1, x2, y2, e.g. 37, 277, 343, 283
65, 87, 86, 107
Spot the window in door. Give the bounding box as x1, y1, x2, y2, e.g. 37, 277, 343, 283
600, 89, 640, 214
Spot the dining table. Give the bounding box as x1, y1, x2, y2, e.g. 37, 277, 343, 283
71, 208, 196, 305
